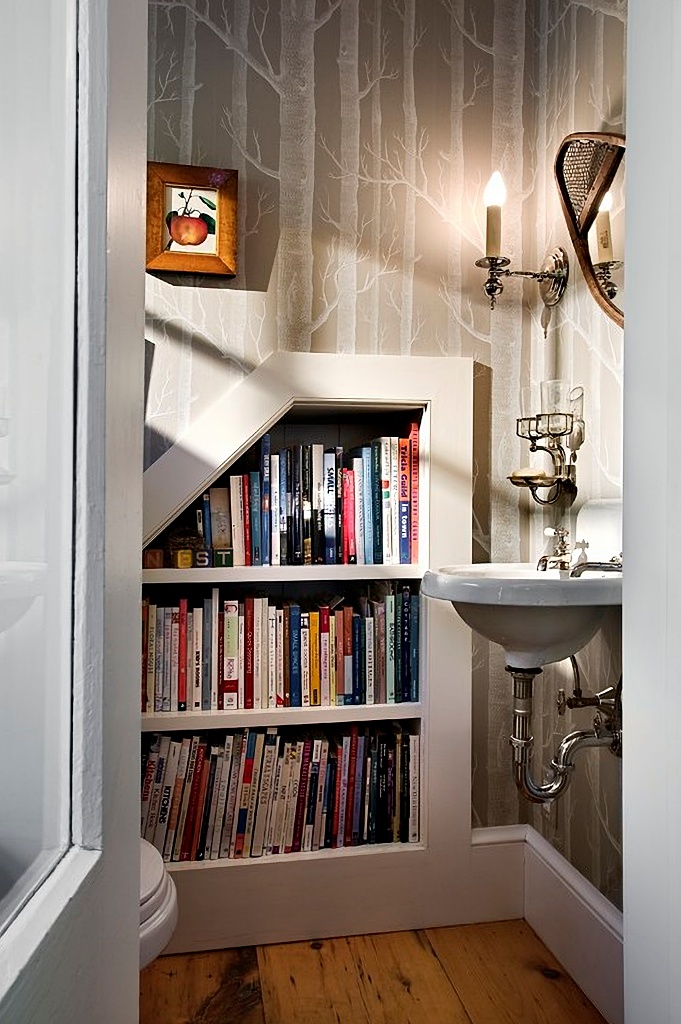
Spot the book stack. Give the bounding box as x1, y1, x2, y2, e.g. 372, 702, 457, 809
142, 421, 420, 570
140, 722, 420, 862
141, 585, 420, 713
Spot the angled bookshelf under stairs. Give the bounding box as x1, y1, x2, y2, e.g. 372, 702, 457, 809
141, 352, 481, 953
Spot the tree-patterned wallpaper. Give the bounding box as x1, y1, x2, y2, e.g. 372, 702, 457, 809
146, 0, 626, 907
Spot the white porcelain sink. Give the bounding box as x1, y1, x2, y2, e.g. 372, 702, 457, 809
421, 562, 622, 669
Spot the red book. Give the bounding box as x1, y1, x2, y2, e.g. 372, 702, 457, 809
408, 420, 419, 563
291, 737, 313, 853
242, 472, 252, 566
178, 597, 188, 711
244, 595, 255, 709
342, 468, 356, 565
179, 740, 207, 861
343, 725, 359, 847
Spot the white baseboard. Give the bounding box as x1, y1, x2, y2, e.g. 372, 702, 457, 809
523, 826, 623, 1024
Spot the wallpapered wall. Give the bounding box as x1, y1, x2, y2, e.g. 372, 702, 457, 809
146, 0, 626, 906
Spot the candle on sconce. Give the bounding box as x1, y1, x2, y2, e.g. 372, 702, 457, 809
595, 191, 614, 263
483, 171, 506, 258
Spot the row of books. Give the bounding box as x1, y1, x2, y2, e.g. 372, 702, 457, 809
141, 585, 419, 714
141, 723, 420, 863
145, 425, 419, 569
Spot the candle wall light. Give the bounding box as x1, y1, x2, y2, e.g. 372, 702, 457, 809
475, 172, 569, 334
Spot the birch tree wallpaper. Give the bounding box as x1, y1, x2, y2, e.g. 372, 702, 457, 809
146, 0, 626, 906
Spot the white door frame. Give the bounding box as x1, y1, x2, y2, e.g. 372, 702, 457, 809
0, 0, 146, 1019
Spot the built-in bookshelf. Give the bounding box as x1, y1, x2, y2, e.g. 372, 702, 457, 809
141, 353, 474, 952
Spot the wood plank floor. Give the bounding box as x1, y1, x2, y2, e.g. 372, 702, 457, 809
140, 920, 607, 1023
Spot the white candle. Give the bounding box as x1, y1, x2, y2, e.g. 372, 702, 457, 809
483, 171, 506, 258
595, 191, 614, 263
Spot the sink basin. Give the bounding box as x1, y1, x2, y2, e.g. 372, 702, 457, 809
421, 562, 622, 669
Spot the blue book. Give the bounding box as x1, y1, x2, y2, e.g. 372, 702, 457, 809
202, 492, 213, 549
288, 603, 302, 707
201, 596, 212, 710
249, 470, 262, 566
410, 593, 419, 701
361, 447, 374, 564
260, 433, 271, 566
369, 440, 383, 564
401, 586, 411, 702
352, 613, 362, 705
323, 448, 337, 564
278, 448, 288, 566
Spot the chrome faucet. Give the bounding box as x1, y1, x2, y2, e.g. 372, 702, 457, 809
570, 555, 623, 577
536, 525, 571, 571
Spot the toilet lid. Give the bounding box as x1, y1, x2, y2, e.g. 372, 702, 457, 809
140, 838, 165, 913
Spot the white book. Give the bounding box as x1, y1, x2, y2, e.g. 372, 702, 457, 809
229, 474, 246, 566
153, 737, 182, 854
270, 740, 293, 855
265, 741, 285, 856
408, 733, 420, 843
379, 437, 392, 564
211, 587, 220, 710
270, 453, 281, 566
365, 613, 375, 705
352, 456, 365, 565
267, 604, 277, 708
311, 738, 329, 851
209, 485, 232, 550
323, 448, 337, 563
251, 728, 279, 858
222, 600, 239, 710
276, 608, 285, 707
209, 735, 234, 859
145, 603, 157, 714
192, 606, 203, 711
312, 442, 324, 563
144, 734, 171, 842
300, 611, 310, 707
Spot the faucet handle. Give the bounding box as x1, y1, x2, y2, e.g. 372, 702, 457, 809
544, 525, 570, 555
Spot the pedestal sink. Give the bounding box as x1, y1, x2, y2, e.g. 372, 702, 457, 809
421, 563, 622, 669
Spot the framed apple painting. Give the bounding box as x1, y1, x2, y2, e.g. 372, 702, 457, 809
146, 162, 238, 275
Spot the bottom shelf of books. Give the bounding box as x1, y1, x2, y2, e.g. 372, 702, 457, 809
142, 720, 420, 865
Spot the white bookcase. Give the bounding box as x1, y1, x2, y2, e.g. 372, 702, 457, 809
142, 353, 480, 952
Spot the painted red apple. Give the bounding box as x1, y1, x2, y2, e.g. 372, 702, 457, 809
169, 214, 209, 246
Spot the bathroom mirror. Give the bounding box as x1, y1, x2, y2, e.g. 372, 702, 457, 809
555, 132, 625, 328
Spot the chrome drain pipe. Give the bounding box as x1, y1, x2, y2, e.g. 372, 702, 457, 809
508, 667, 620, 804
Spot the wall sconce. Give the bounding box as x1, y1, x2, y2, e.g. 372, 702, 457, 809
475, 172, 569, 333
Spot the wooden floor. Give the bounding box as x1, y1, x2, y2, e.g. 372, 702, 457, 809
140, 920, 607, 1023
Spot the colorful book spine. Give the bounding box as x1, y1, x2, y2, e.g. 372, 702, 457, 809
289, 603, 302, 707
229, 475, 246, 567
361, 446, 373, 565
223, 599, 239, 709
201, 492, 213, 551
177, 598, 188, 711
300, 611, 310, 707
244, 596, 255, 710
323, 448, 337, 564
319, 606, 330, 706
260, 432, 271, 566
409, 420, 419, 564
242, 472, 252, 567
398, 436, 411, 564
311, 442, 325, 564
410, 593, 419, 701
270, 451, 280, 566
249, 470, 262, 567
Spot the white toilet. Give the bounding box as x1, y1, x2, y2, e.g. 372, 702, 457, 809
139, 838, 178, 970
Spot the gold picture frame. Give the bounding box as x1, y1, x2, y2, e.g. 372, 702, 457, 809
146, 161, 238, 275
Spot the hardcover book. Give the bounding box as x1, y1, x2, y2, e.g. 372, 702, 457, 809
260, 433, 271, 566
